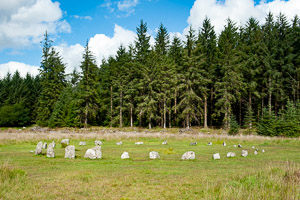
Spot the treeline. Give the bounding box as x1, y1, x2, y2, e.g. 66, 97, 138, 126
0, 13, 300, 136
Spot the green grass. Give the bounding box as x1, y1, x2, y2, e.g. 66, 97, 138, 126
0, 135, 299, 199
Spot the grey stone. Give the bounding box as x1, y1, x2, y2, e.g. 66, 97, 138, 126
238, 144, 242, 148
84, 146, 102, 159
254, 150, 258, 155
207, 142, 212, 146
181, 151, 195, 160
223, 142, 226, 147
190, 142, 197, 146
61, 139, 70, 145
149, 151, 160, 159
95, 140, 102, 146
135, 142, 144, 145
65, 145, 75, 159
121, 152, 129, 159
262, 149, 265, 153
35, 141, 43, 155
51, 141, 56, 148
241, 150, 248, 157
227, 152, 236, 158
252, 146, 255, 149
213, 153, 221, 160
233, 145, 237, 147
47, 143, 55, 158
79, 141, 86, 146
162, 141, 168, 145
42, 142, 47, 149
116, 141, 123, 145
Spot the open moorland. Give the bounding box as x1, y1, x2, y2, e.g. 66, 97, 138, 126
0, 128, 299, 200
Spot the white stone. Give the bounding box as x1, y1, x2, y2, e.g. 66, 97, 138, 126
116, 141, 123, 145
47, 143, 55, 158
51, 141, 56, 148
30, 150, 34, 153
262, 149, 265, 153
181, 151, 195, 160
84, 146, 102, 159
95, 140, 102, 146
35, 141, 43, 155
227, 152, 236, 158
121, 152, 130, 159
213, 153, 221, 160
162, 141, 168, 145
233, 145, 237, 147
149, 151, 160, 159
135, 142, 144, 145
42, 142, 47, 149
207, 142, 212, 146
252, 146, 255, 149
238, 144, 242, 148
254, 150, 258, 155
61, 139, 70, 145
65, 145, 75, 159
241, 150, 248, 157
79, 141, 86, 146
223, 142, 226, 147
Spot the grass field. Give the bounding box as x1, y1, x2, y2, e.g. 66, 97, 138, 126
0, 129, 299, 200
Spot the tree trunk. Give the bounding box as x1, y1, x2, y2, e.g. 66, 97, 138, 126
163, 99, 166, 129
210, 87, 213, 127
110, 85, 113, 128
130, 105, 133, 128
186, 114, 190, 129
139, 109, 142, 127
204, 95, 208, 128
239, 98, 242, 126
268, 77, 272, 115
169, 107, 172, 128
249, 92, 252, 129
119, 90, 123, 128
149, 120, 151, 129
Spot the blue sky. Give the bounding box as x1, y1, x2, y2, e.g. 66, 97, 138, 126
0, 0, 298, 77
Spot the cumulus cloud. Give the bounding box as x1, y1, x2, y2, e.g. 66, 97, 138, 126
187, 0, 300, 34
0, 0, 70, 49
72, 15, 93, 20
102, 0, 139, 17
54, 24, 136, 72
88, 24, 136, 65
53, 43, 85, 74
0, 61, 39, 78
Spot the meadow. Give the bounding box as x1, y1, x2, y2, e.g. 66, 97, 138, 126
0, 128, 299, 200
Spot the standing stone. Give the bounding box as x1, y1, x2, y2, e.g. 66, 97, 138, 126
135, 142, 144, 145
233, 145, 237, 148
207, 142, 212, 146
149, 151, 160, 159
65, 145, 75, 159
254, 150, 258, 155
213, 153, 221, 160
262, 149, 265, 153
223, 142, 226, 147
162, 141, 168, 145
51, 141, 56, 148
241, 150, 248, 157
84, 146, 102, 159
79, 141, 86, 146
227, 152, 236, 158
252, 146, 255, 149
121, 152, 130, 159
238, 144, 242, 148
181, 151, 195, 160
61, 139, 70, 146
95, 140, 102, 146
116, 141, 123, 145
35, 141, 43, 155
47, 143, 55, 158
42, 142, 47, 149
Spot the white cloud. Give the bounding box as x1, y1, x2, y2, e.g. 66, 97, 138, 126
0, 61, 39, 78
53, 43, 85, 74
88, 24, 136, 65
187, 0, 300, 34
72, 15, 93, 20
54, 24, 136, 72
0, 0, 70, 49
118, 0, 138, 11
